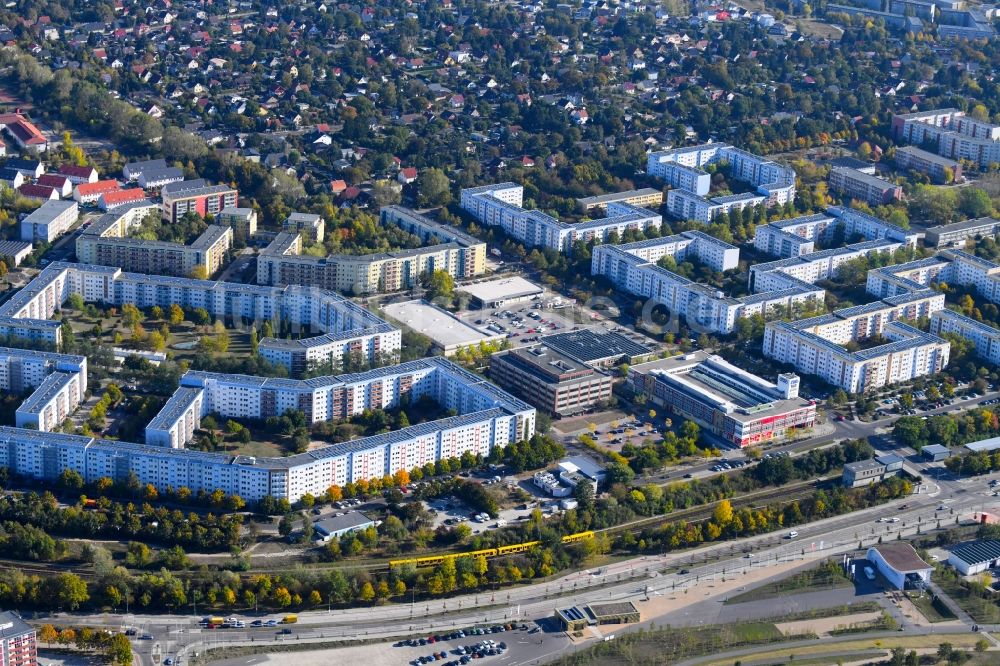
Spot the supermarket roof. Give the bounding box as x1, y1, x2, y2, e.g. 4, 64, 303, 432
459, 276, 543, 305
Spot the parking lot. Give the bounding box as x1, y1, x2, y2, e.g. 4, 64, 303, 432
394, 623, 527, 666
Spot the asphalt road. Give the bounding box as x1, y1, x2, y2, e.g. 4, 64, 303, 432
49, 457, 1000, 666
37, 390, 1000, 666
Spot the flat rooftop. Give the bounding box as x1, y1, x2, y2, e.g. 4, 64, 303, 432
382, 299, 503, 350
539, 328, 652, 364
631, 351, 813, 422
577, 188, 662, 207
460, 276, 543, 304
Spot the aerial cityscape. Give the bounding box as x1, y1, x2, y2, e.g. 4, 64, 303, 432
0, 1, 998, 665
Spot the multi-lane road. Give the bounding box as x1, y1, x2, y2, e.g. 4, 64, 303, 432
34, 389, 1000, 666
50, 455, 1000, 666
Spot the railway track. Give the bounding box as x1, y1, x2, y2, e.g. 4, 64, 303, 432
0, 478, 825, 579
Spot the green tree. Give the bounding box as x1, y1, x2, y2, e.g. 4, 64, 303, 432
51, 572, 89, 610
416, 168, 451, 207
169, 304, 184, 326
424, 269, 455, 301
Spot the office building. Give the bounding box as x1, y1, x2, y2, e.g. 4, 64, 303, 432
20, 199, 78, 243
490, 345, 613, 416
925, 217, 1000, 248
828, 167, 903, 206
628, 351, 815, 447
647, 143, 796, 222
461, 183, 661, 253
283, 212, 325, 243
894, 145, 961, 184
161, 179, 238, 223
0, 611, 37, 666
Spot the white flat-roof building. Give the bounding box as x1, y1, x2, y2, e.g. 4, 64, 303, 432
0, 262, 400, 374
647, 143, 796, 222
461, 183, 661, 253
20, 199, 78, 243
382, 299, 505, 355
0, 240, 33, 266
15, 371, 84, 432
283, 212, 326, 243
763, 294, 949, 393
931, 309, 1000, 366
0, 356, 536, 503
460, 276, 544, 308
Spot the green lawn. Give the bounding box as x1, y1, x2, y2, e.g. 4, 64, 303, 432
909, 592, 958, 623
725, 561, 852, 605
934, 568, 1000, 624
546, 621, 804, 666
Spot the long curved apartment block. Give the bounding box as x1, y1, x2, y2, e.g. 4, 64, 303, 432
0, 262, 400, 375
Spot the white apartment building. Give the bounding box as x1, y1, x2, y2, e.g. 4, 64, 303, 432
750, 239, 903, 292
14, 371, 84, 432
592, 235, 824, 334
647, 143, 796, 222
460, 183, 661, 253
0, 262, 400, 371
763, 292, 949, 393
0, 358, 537, 503
20, 200, 79, 244
930, 309, 1000, 366
145, 387, 205, 448
283, 212, 326, 243
866, 250, 1000, 305
892, 109, 1000, 169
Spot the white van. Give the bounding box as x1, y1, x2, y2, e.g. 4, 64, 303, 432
787, 531, 798, 539
495, 519, 507, 528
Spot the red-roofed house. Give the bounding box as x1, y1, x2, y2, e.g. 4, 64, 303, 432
18, 183, 59, 201
74, 179, 121, 204
99, 188, 146, 211
0, 113, 48, 152
36, 173, 72, 198
330, 179, 347, 195
397, 167, 418, 184
58, 164, 98, 185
